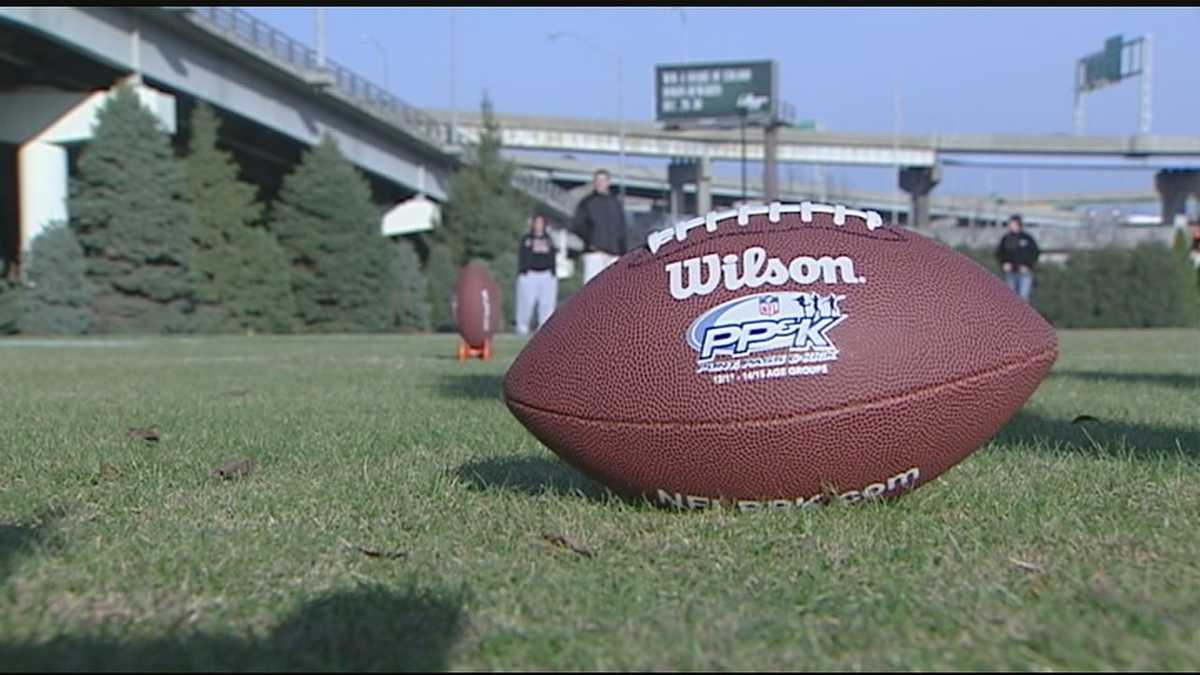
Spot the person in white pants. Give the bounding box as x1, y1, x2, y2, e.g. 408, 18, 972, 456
515, 214, 559, 336
573, 169, 628, 284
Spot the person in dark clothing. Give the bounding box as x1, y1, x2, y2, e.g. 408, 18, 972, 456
572, 169, 627, 284
515, 213, 559, 335
995, 214, 1040, 303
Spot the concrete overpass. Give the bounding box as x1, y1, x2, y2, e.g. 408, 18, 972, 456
433, 109, 1200, 227
435, 108, 1200, 164
0, 6, 574, 272
509, 154, 1173, 228
512, 155, 1182, 264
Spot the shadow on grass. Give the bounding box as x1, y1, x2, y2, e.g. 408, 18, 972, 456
0, 582, 468, 671
0, 507, 64, 584
0, 509, 466, 670
1052, 369, 1200, 392
995, 410, 1200, 460
435, 373, 505, 402
454, 455, 618, 503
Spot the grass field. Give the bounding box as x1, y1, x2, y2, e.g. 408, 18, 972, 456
0, 329, 1198, 671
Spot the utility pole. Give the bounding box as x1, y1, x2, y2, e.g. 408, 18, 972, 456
547, 31, 626, 203
892, 80, 901, 225
315, 8, 326, 71
763, 121, 779, 202
363, 35, 389, 93
1140, 33, 1152, 134
740, 110, 747, 204
679, 8, 688, 62
450, 9, 458, 144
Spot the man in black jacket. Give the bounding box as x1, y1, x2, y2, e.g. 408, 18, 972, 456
572, 169, 627, 284
995, 214, 1040, 303
515, 213, 558, 335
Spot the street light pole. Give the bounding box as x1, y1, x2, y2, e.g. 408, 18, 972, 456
678, 9, 688, 62
450, 9, 458, 143
315, 8, 326, 70
740, 111, 747, 203
363, 34, 389, 93
548, 31, 626, 204
617, 53, 625, 204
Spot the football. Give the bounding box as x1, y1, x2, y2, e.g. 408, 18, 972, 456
502, 202, 1058, 511
455, 260, 502, 351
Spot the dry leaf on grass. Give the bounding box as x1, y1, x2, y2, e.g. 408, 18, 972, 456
542, 532, 595, 558
127, 426, 161, 442
1010, 558, 1045, 574
340, 538, 407, 560
209, 458, 257, 480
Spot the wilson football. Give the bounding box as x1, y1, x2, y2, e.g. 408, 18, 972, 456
455, 260, 502, 349
502, 202, 1058, 511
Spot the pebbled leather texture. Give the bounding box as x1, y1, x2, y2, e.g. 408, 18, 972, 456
455, 261, 501, 349
503, 208, 1058, 505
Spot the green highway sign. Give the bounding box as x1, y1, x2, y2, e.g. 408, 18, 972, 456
655, 60, 777, 126
1080, 35, 1124, 92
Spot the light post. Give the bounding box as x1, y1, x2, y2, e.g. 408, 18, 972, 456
314, 8, 326, 70
677, 8, 688, 62
547, 31, 626, 204
739, 109, 747, 204
362, 34, 390, 94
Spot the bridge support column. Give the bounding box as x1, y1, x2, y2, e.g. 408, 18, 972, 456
0, 79, 174, 278
899, 165, 941, 228
1155, 169, 1200, 226
667, 158, 693, 221
668, 155, 713, 219
763, 123, 779, 203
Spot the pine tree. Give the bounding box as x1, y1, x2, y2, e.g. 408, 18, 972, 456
487, 250, 518, 331
270, 135, 391, 333
223, 228, 299, 334
0, 268, 17, 335
432, 92, 531, 329
17, 222, 95, 335
424, 242, 458, 332
392, 237, 430, 331
71, 84, 199, 334
183, 103, 295, 333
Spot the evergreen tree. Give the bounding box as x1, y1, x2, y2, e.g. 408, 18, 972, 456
432, 92, 531, 328
223, 229, 299, 334
424, 242, 458, 332
0, 267, 17, 335
17, 222, 95, 335
71, 84, 199, 334
556, 262, 583, 308
269, 135, 391, 333
183, 103, 295, 333
487, 250, 518, 331
391, 237, 430, 331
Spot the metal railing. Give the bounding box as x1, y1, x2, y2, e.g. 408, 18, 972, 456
182, 7, 575, 215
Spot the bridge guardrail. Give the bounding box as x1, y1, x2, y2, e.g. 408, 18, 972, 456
184, 7, 575, 216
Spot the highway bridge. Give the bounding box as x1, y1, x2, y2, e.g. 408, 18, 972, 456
0, 6, 573, 273
2, 5, 1195, 278
511, 154, 1164, 228
433, 109, 1200, 228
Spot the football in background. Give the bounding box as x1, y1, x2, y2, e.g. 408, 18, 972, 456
455, 260, 502, 350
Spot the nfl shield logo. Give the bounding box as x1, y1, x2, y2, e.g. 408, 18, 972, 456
759, 295, 780, 316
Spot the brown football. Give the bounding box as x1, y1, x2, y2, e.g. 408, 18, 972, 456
455, 260, 501, 349
502, 202, 1057, 511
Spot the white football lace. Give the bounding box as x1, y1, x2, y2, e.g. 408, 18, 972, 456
646, 202, 885, 255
